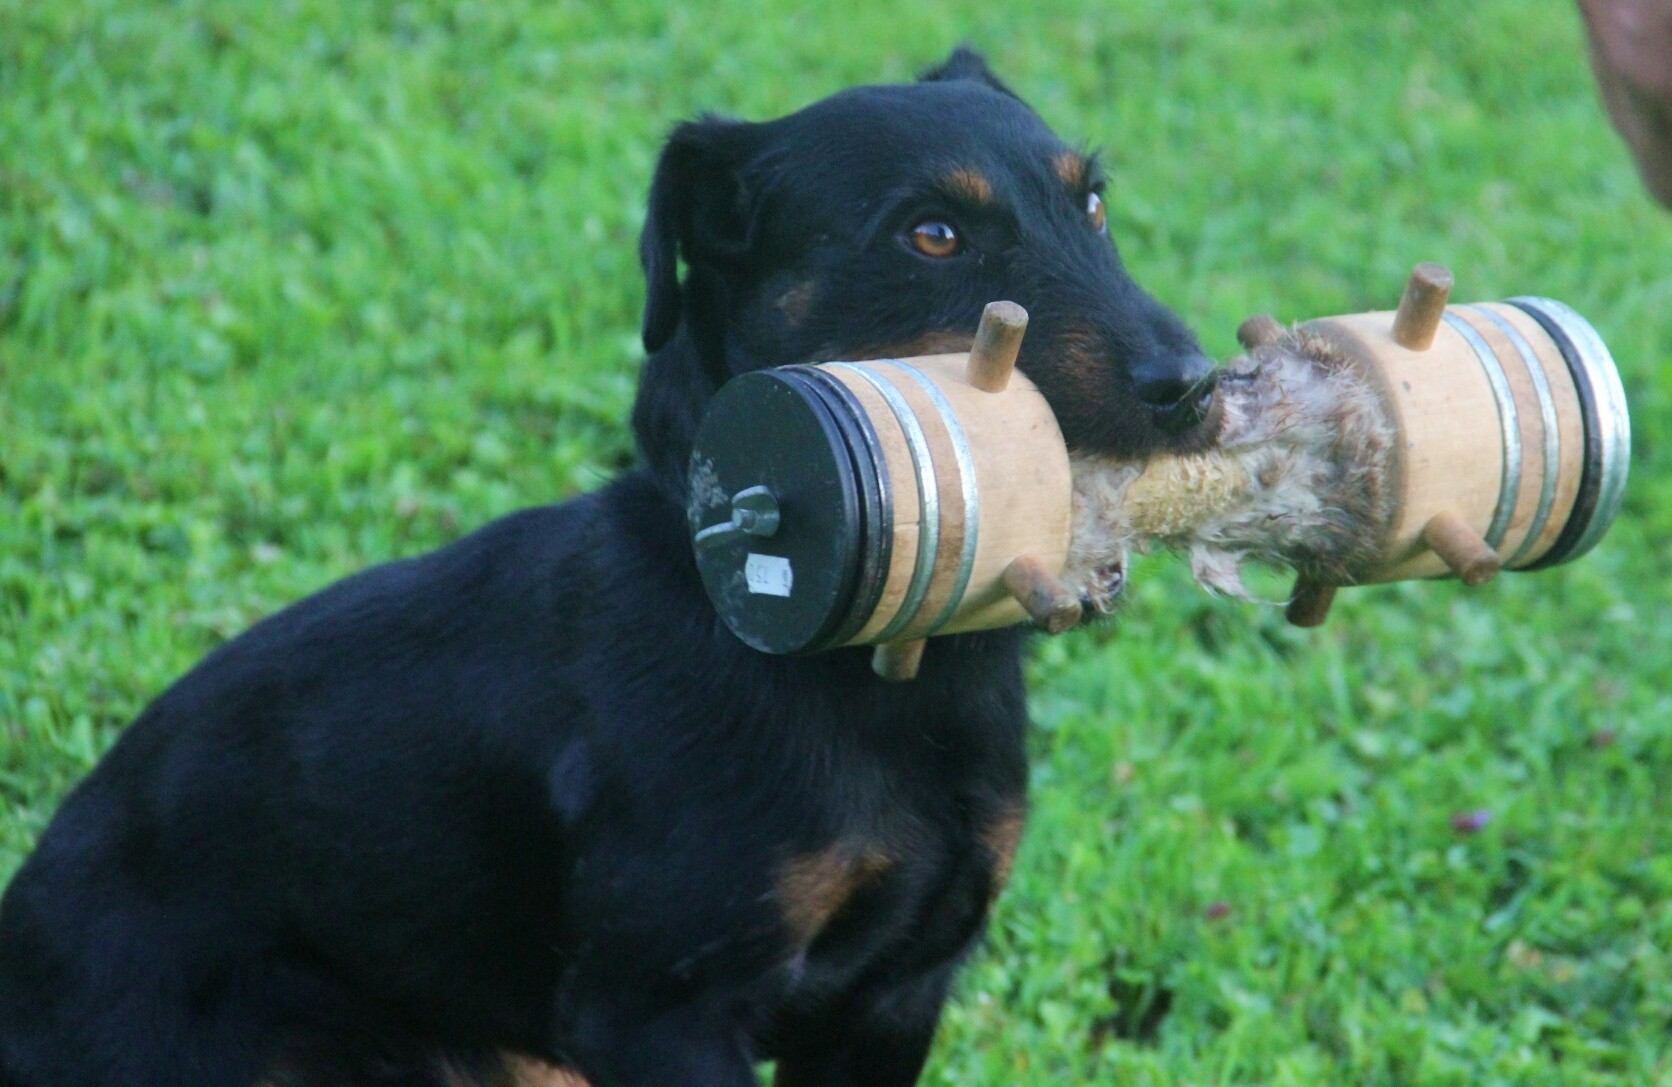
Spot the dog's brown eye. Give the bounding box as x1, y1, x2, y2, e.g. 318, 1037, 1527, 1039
908, 220, 961, 258
1086, 191, 1107, 233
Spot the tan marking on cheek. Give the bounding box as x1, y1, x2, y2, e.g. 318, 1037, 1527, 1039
944, 168, 994, 204
1052, 325, 1112, 395
775, 280, 817, 326
980, 803, 1027, 897
1053, 151, 1087, 189
777, 843, 894, 946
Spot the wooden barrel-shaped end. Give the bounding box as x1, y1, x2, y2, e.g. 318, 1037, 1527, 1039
687, 340, 1074, 658
1301, 297, 1629, 585
822, 353, 1073, 644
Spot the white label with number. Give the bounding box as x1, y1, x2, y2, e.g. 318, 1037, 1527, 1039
745, 553, 794, 597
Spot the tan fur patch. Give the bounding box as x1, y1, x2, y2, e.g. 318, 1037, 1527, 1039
1050, 323, 1109, 395
980, 804, 1026, 897
259, 1054, 588, 1087
777, 843, 894, 946
501, 1055, 590, 1087
1052, 151, 1087, 188
775, 280, 817, 326
943, 168, 994, 204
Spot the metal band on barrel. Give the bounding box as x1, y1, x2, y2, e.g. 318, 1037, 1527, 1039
1442, 311, 1522, 551
1462, 305, 1560, 567
830, 363, 939, 642
796, 367, 894, 648
1508, 297, 1631, 564
877, 359, 981, 635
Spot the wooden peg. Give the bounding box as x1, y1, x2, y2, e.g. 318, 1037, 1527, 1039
966, 301, 1028, 393
1422, 510, 1501, 585
1390, 262, 1455, 351
1001, 555, 1082, 634
872, 638, 927, 681
1236, 314, 1284, 350
1284, 578, 1337, 627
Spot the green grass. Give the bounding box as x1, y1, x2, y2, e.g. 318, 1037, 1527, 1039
3, 1, 1670, 1083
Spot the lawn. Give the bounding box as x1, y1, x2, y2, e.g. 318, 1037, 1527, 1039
3, 0, 1670, 1083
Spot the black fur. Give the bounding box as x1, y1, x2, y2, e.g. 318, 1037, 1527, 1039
0, 50, 1215, 1087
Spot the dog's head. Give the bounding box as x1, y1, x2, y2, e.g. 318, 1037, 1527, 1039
633, 47, 1219, 491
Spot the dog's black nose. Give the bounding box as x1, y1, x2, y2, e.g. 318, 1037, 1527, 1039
1132, 353, 1219, 431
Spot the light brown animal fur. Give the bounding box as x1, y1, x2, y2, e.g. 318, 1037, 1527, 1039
259, 1056, 589, 1087
1062, 328, 1398, 605
979, 804, 1025, 899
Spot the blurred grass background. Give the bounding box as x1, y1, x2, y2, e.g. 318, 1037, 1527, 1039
2, 0, 1670, 1083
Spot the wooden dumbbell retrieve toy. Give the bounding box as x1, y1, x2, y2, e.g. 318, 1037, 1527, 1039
689, 268, 1630, 679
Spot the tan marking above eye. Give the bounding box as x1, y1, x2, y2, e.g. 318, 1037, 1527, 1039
944, 168, 994, 204
1053, 151, 1087, 188
908, 219, 961, 258
1086, 191, 1107, 233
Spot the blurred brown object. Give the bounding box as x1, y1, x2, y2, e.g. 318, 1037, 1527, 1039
1579, 0, 1672, 206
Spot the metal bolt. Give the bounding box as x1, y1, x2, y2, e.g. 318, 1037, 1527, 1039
694, 485, 781, 551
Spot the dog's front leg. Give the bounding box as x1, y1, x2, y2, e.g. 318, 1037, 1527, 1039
770, 966, 954, 1087
559, 997, 758, 1087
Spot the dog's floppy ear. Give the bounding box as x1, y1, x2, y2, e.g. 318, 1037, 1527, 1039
918, 46, 1020, 100
639, 116, 760, 354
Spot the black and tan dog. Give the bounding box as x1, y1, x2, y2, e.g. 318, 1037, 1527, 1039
0, 49, 1217, 1087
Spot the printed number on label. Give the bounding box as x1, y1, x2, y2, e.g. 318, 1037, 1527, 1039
745, 553, 794, 597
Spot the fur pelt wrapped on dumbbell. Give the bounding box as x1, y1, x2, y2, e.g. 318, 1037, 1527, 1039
688, 266, 1629, 680
1061, 321, 1398, 615
1064, 264, 1629, 629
